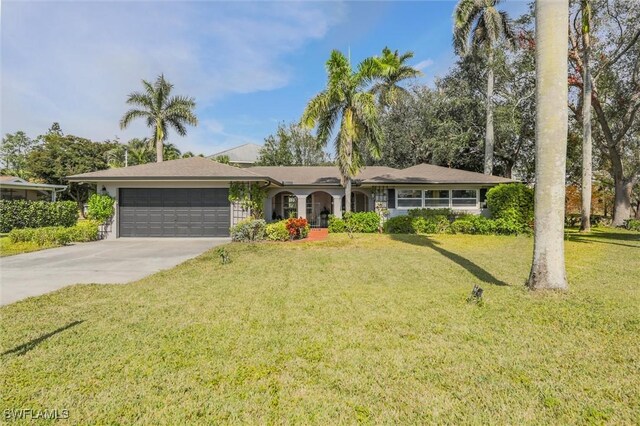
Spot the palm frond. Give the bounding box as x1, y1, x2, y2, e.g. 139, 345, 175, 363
120, 109, 151, 129
453, 0, 483, 55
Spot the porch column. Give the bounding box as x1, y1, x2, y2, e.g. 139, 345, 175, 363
296, 195, 307, 219
264, 196, 272, 221
332, 195, 342, 219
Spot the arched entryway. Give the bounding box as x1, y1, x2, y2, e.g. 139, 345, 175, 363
306, 191, 333, 228
270, 191, 297, 221
342, 191, 370, 213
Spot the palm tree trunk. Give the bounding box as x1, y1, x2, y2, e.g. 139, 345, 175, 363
345, 179, 352, 213
580, 3, 592, 233
155, 122, 164, 163
527, 0, 569, 291
484, 50, 495, 175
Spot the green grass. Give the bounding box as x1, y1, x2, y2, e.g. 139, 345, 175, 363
0, 237, 59, 257
1, 229, 639, 424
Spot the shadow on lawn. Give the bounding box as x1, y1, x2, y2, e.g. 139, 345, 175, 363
2, 320, 84, 357
566, 230, 640, 249
390, 234, 508, 286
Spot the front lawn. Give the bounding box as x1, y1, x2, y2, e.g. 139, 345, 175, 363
1, 229, 638, 424
0, 236, 58, 257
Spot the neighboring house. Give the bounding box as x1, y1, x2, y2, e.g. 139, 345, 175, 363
0, 176, 67, 201
208, 143, 262, 167
67, 157, 513, 239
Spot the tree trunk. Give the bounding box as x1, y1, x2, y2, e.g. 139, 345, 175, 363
580, 15, 592, 232
612, 178, 632, 226
527, 0, 569, 291
155, 121, 164, 163
484, 50, 495, 175
635, 200, 640, 219
344, 179, 352, 213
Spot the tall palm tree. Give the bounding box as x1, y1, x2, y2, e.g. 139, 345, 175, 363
580, 0, 593, 232
453, 0, 515, 175
527, 0, 569, 291
120, 74, 197, 162
372, 47, 422, 108
301, 50, 383, 213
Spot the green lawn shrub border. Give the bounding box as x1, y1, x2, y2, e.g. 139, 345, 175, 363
8, 220, 100, 246
0, 200, 78, 233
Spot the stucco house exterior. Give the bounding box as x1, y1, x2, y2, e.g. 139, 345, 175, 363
67, 157, 513, 239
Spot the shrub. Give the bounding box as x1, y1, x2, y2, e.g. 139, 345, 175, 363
412, 215, 450, 234
87, 194, 115, 223
384, 215, 415, 234
449, 215, 497, 235
625, 219, 640, 232
285, 217, 309, 239
486, 183, 534, 229
0, 200, 78, 232
408, 208, 454, 220
328, 216, 347, 233
230, 218, 266, 242
266, 221, 289, 241
8, 221, 100, 246
343, 212, 380, 233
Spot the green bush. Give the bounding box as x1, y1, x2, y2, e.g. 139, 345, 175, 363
328, 212, 379, 233
87, 194, 115, 223
412, 215, 450, 234
625, 219, 640, 232
486, 183, 534, 230
266, 220, 289, 241
343, 212, 380, 233
0, 200, 78, 232
408, 208, 454, 219
230, 218, 266, 242
328, 216, 347, 233
449, 215, 497, 235
8, 221, 100, 246
384, 215, 415, 234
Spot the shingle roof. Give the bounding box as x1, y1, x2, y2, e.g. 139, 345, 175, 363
0, 176, 22, 183
66, 159, 515, 186
66, 157, 274, 182
209, 143, 262, 163
249, 166, 400, 186
368, 164, 514, 184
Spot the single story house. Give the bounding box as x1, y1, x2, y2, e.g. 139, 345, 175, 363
0, 176, 67, 201
67, 157, 513, 239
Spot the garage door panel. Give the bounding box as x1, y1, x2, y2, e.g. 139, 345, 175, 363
119, 188, 230, 237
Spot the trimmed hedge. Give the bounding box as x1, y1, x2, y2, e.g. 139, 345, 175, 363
8, 221, 100, 246
87, 194, 115, 223
383, 215, 415, 234
0, 200, 78, 233
328, 212, 380, 233
486, 183, 534, 232
230, 218, 266, 242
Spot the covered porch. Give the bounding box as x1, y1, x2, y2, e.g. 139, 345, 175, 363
265, 187, 374, 227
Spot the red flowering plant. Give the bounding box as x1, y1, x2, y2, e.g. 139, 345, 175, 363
285, 217, 309, 240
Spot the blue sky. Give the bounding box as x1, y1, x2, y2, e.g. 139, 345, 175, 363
1, 1, 529, 156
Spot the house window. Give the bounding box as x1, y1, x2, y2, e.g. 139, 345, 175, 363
397, 189, 422, 208
283, 194, 297, 218
424, 190, 450, 208
451, 189, 477, 207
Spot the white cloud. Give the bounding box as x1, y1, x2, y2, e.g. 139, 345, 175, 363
1, 1, 345, 154
414, 59, 435, 71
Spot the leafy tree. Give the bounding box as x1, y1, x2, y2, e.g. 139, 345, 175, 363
28, 133, 117, 211
527, 0, 569, 291
302, 50, 383, 212
0, 131, 40, 178
47, 122, 63, 136
568, 0, 640, 226
163, 143, 182, 161
213, 155, 231, 164
120, 74, 198, 163
453, 0, 515, 175
371, 47, 422, 108
258, 122, 330, 166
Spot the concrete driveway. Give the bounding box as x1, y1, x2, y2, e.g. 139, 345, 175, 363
0, 238, 228, 306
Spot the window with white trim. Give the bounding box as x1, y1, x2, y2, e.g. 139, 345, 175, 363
396, 189, 422, 208
424, 190, 450, 207
451, 189, 477, 207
